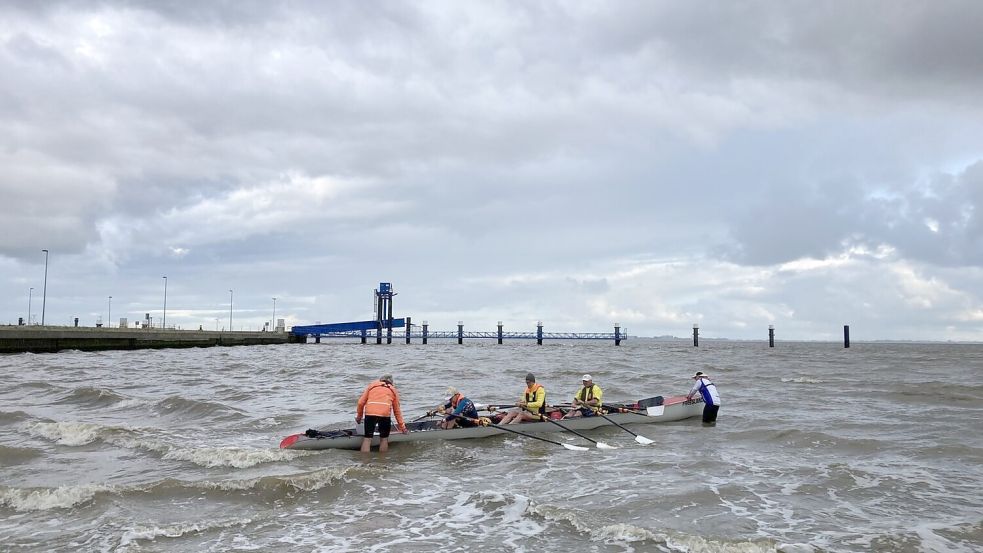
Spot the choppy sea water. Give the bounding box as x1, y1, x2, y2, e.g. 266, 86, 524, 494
1, 339, 981, 552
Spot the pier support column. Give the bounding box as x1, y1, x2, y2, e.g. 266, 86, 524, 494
361, 329, 367, 344
405, 316, 411, 344
386, 299, 393, 344
769, 325, 775, 347
844, 325, 850, 348
692, 324, 699, 347
497, 321, 503, 345
376, 321, 382, 345
536, 321, 543, 345
422, 321, 428, 345
615, 323, 621, 346
315, 334, 321, 344
457, 321, 464, 345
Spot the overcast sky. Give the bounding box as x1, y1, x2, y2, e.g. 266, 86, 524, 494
2, 1, 982, 341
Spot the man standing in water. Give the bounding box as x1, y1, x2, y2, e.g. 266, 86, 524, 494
686, 371, 721, 425
355, 374, 407, 452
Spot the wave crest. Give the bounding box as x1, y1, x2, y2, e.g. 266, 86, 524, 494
0, 484, 112, 512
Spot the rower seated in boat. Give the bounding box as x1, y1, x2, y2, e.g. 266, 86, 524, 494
499, 373, 547, 425
436, 387, 479, 429
563, 374, 603, 418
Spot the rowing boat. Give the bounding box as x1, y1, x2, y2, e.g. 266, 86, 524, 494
279, 395, 703, 450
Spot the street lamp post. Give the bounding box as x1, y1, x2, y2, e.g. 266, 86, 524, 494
272, 297, 277, 332
162, 276, 168, 330
41, 249, 49, 325
108, 296, 112, 329
28, 287, 33, 326
229, 289, 233, 332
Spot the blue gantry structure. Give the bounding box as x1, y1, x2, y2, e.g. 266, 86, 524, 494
288, 282, 626, 345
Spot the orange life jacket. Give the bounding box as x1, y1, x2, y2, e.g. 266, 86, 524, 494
357, 380, 406, 428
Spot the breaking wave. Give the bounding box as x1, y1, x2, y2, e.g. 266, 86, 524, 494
0, 483, 113, 512
23, 419, 311, 468
0, 466, 374, 513
117, 516, 255, 551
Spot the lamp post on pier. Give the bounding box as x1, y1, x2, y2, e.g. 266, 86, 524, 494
28, 287, 33, 326
108, 296, 112, 328
41, 249, 49, 325
162, 276, 168, 329
272, 297, 277, 332
229, 289, 233, 332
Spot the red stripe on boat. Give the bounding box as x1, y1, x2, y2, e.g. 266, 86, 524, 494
279, 434, 301, 449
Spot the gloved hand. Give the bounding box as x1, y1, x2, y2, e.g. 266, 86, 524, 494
355, 417, 362, 424
399, 425, 408, 434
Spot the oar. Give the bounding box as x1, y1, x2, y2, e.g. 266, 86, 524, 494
538, 414, 618, 450
590, 408, 654, 445
446, 413, 588, 451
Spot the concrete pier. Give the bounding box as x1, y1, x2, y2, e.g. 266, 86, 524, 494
0, 326, 289, 354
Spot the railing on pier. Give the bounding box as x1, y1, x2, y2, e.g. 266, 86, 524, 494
304, 330, 625, 341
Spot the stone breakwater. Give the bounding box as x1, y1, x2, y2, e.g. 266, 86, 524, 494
0, 326, 292, 354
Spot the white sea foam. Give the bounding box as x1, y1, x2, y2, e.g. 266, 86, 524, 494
189, 466, 356, 492
117, 516, 254, 550
161, 445, 309, 468
25, 421, 105, 446
0, 484, 112, 512
780, 377, 825, 384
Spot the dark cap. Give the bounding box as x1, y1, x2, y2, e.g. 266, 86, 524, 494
380, 374, 394, 384
692, 371, 705, 379
525, 372, 535, 382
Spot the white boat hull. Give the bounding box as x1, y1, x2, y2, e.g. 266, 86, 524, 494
280, 396, 704, 450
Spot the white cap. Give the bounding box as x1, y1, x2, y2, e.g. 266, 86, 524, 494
582, 374, 592, 381
446, 386, 458, 397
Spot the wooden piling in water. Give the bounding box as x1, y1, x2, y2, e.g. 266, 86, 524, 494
844, 325, 850, 348
769, 325, 775, 347
693, 324, 699, 347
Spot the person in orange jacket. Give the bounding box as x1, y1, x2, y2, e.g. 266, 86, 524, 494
355, 374, 407, 452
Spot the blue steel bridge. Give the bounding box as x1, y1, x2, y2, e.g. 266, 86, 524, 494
288, 283, 626, 345
289, 319, 626, 343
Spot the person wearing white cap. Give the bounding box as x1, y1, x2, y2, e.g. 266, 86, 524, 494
435, 386, 479, 429
564, 374, 603, 418
686, 371, 721, 424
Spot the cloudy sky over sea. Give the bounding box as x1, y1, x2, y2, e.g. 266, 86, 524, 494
2, 1, 982, 340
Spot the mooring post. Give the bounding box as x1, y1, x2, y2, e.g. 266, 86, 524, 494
769, 325, 775, 347
693, 324, 699, 347
536, 321, 543, 345
422, 320, 429, 345
360, 328, 366, 344
844, 325, 850, 348
497, 321, 503, 344
315, 334, 321, 344
376, 320, 382, 345
405, 316, 411, 344
614, 323, 621, 346
457, 321, 464, 345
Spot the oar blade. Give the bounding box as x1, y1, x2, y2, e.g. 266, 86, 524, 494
595, 442, 618, 450
562, 443, 590, 451
635, 435, 654, 445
